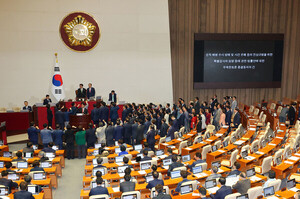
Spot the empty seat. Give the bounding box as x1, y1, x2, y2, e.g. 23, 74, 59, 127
202, 145, 211, 160
173, 141, 188, 155
268, 179, 281, 191
221, 149, 238, 167
224, 193, 241, 199
247, 186, 263, 199
255, 156, 272, 175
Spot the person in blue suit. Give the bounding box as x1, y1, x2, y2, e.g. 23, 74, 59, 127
123, 119, 132, 144
225, 106, 232, 126
55, 107, 64, 129
13, 181, 34, 199
146, 171, 164, 189
113, 120, 124, 142
27, 122, 40, 145
108, 90, 117, 103
171, 116, 179, 131
52, 125, 64, 149
69, 102, 77, 115
40, 123, 53, 148
23, 101, 32, 111
175, 170, 190, 192
228, 162, 241, 176
146, 125, 156, 151
30, 160, 45, 172
233, 108, 241, 128
122, 106, 128, 122
86, 83, 96, 100
144, 116, 151, 136
91, 104, 99, 125
89, 178, 109, 196
110, 102, 119, 125
166, 121, 175, 140
188, 152, 205, 169
102, 102, 109, 122
211, 177, 232, 199
42, 142, 56, 153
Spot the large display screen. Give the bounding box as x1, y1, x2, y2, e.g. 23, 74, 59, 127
193, 34, 284, 89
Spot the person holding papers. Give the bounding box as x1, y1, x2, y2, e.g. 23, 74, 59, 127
232, 172, 251, 194
188, 152, 205, 169
211, 177, 232, 199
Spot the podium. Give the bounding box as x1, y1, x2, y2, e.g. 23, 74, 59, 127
69, 114, 91, 129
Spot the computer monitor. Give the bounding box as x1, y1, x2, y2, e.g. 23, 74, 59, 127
0, 187, 8, 196
212, 145, 217, 152
205, 179, 217, 189
246, 168, 255, 177
263, 186, 275, 197
276, 156, 282, 165
182, 155, 191, 162
52, 146, 59, 151
192, 166, 203, 174
3, 151, 12, 157
91, 181, 97, 189
115, 141, 119, 146
294, 144, 299, 153
152, 188, 166, 197
205, 133, 211, 139
41, 161, 52, 168
118, 166, 128, 174
180, 184, 193, 195
33, 172, 46, 180
227, 174, 237, 178
140, 161, 151, 170
115, 156, 124, 163
122, 194, 138, 199
145, 175, 154, 183
7, 173, 19, 181
45, 152, 55, 158
166, 137, 171, 142
27, 185, 39, 195
287, 179, 296, 189
241, 150, 248, 158
155, 150, 164, 156
211, 161, 221, 168
32, 145, 38, 150
17, 161, 28, 168
197, 136, 203, 143
222, 141, 228, 148
92, 168, 105, 176
23, 152, 33, 158
115, 147, 121, 154
261, 139, 267, 148
285, 149, 292, 159
0, 162, 4, 168
252, 145, 258, 153
178, 132, 182, 138
136, 153, 144, 159
170, 170, 181, 179
236, 194, 249, 199
134, 144, 142, 152
94, 143, 102, 149
92, 158, 98, 166
163, 158, 172, 166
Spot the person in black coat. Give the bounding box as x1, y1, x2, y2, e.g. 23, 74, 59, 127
131, 119, 138, 144
167, 155, 184, 176
0, 170, 18, 193
13, 181, 34, 199
102, 102, 109, 122
55, 107, 65, 129
110, 102, 119, 125
46, 104, 53, 127
43, 95, 52, 105
135, 120, 145, 144
225, 106, 232, 125
153, 184, 172, 199
160, 119, 168, 137
122, 106, 128, 122
76, 84, 86, 99
147, 125, 156, 151
123, 119, 132, 145
166, 121, 175, 140
86, 123, 97, 148
288, 103, 296, 126
194, 97, 201, 115
27, 122, 40, 145
211, 177, 232, 199
64, 125, 75, 159
91, 104, 99, 125
113, 120, 124, 142
120, 175, 135, 193
89, 178, 109, 196
146, 171, 164, 189
233, 109, 240, 128
23, 101, 32, 111
108, 90, 117, 103
105, 121, 115, 146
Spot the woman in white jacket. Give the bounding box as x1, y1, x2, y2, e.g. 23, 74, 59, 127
96, 120, 107, 144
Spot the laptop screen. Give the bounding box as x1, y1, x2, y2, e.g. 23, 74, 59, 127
223, 141, 228, 148
24, 152, 33, 158
211, 161, 221, 168
0, 162, 4, 168
276, 156, 282, 165
115, 156, 124, 163
118, 166, 128, 173
45, 152, 55, 158
163, 158, 172, 166
33, 172, 45, 180
0, 187, 8, 196
93, 168, 105, 176
166, 137, 171, 142
17, 161, 28, 168
246, 168, 255, 177
94, 143, 102, 149
146, 175, 154, 183
171, 170, 181, 179
140, 161, 151, 170
7, 173, 19, 181
155, 150, 164, 156
136, 153, 144, 159
241, 150, 248, 158
41, 161, 52, 168
197, 136, 203, 143
263, 186, 275, 197
212, 145, 217, 152
182, 155, 191, 162
253, 145, 258, 153
27, 185, 38, 194
123, 194, 138, 199
52, 146, 59, 151
3, 152, 12, 157
93, 150, 99, 156
134, 144, 142, 151
92, 158, 98, 166
180, 184, 193, 195
205, 179, 217, 189
237, 194, 249, 199
287, 179, 296, 189
192, 166, 203, 174
115, 147, 121, 154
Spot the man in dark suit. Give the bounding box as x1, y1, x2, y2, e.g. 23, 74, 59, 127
131, 119, 138, 144
102, 102, 109, 122
69, 102, 77, 115
199, 187, 210, 199
77, 103, 88, 114
52, 124, 64, 149
288, 103, 296, 125
211, 177, 232, 199
188, 152, 205, 169
123, 119, 132, 144
153, 184, 172, 199
43, 95, 52, 105
12, 151, 26, 162
23, 101, 32, 111
160, 119, 168, 137
46, 104, 53, 127
120, 175, 135, 193
141, 150, 152, 161
135, 120, 144, 144
233, 108, 241, 128
55, 107, 64, 129
175, 170, 190, 192
146, 171, 164, 189
122, 106, 128, 122
113, 120, 124, 142
144, 116, 151, 136
228, 162, 241, 176
5, 162, 16, 174
194, 97, 201, 115
225, 106, 232, 126
166, 121, 175, 140
76, 84, 86, 100
89, 178, 109, 196
168, 155, 184, 176
86, 83, 96, 100
13, 181, 34, 199
30, 160, 45, 172
232, 172, 251, 194
91, 104, 99, 125
86, 123, 97, 148
109, 90, 117, 103
147, 125, 156, 151
27, 122, 40, 145
123, 157, 133, 169
105, 121, 115, 146
110, 102, 119, 125
42, 142, 56, 153
0, 170, 18, 193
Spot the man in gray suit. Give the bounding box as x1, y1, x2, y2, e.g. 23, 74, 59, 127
120, 175, 135, 193
232, 172, 251, 194
213, 104, 221, 131
231, 96, 238, 112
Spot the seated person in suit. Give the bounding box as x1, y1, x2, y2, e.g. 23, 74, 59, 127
24, 175, 42, 193
5, 162, 16, 174
120, 175, 135, 193
42, 142, 56, 153
13, 181, 34, 199
94, 158, 106, 169
119, 145, 128, 156
76, 84, 87, 100
89, 177, 109, 196
23, 101, 32, 111
167, 155, 184, 176
263, 170, 277, 188
23, 142, 34, 153
146, 171, 164, 189
43, 95, 52, 105
206, 166, 221, 181
232, 172, 251, 195
211, 177, 232, 199
77, 102, 88, 114
188, 152, 205, 169
199, 187, 210, 199
228, 162, 241, 176
153, 184, 172, 199
0, 170, 18, 193
165, 148, 173, 159
175, 170, 190, 192
141, 150, 152, 161
38, 151, 49, 162
123, 157, 133, 169
12, 151, 26, 162
141, 142, 153, 153
30, 160, 45, 172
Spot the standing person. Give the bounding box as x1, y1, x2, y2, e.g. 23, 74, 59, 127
279, 105, 289, 123
160, 119, 168, 137
190, 113, 197, 130
183, 107, 190, 133
231, 96, 237, 112
27, 122, 40, 145
135, 120, 145, 144
52, 124, 64, 149
131, 119, 138, 144
46, 104, 53, 127
200, 109, 206, 130
109, 90, 117, 103
194, 97, 200, 115
123, 119, 132, 145
43, 94, 52, 105
23, 101, 32, 111
76, 83, 87, 100
113, 120, 124, 143
86, 123, 97, 148
219, 109, 226, 127
40, 123, 53, 148
232, 108, 241, 128
110, 102, 119, 125
205, 109, 211, 125
105, 121, 114, 146
75, 126, 86, 159
102, 102, 109, 122
55, 107, 65, 129
96, 121, 107, 144
288, 103, 296, 126
225, 106, 232, 126
91, 104, 99, 125
146, 125, 156, 151
64, 125, 75, 159
86, 83, 96, 100
166, 121, 175, 140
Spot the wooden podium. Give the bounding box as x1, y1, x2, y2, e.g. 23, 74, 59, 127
69, 114, 91, 129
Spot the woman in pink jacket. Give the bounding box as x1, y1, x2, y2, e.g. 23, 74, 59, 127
219, 109, 226, 127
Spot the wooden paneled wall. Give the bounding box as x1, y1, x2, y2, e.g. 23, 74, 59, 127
168, 0, 300, 105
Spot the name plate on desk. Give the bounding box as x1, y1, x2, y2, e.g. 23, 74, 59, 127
76, 113, 84, 116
